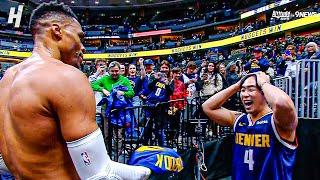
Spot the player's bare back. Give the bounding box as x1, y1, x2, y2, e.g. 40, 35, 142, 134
0, 57, 79, 179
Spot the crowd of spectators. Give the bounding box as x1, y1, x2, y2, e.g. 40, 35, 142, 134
83, 33, 319, 149
0, 24, 319, 154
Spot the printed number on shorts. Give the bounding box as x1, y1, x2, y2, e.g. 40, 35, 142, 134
155, 88, 162, 96
244, 149, 254, 170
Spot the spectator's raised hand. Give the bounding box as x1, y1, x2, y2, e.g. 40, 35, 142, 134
97, 65, 106, 74
138, 58, 144, 66
102, 89, 110, 96
154, 72, 161, 79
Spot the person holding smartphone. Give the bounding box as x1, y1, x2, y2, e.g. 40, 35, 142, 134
89, 59, 109, 82
283, 45, 299, 78
89, 59, 110, 127
244, 47, 269, 73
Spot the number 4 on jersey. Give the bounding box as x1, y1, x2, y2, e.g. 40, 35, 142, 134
244, 149, 254, 170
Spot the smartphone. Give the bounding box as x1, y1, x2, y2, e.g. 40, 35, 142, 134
159, 72, 167, 79
285, 50, 291, 56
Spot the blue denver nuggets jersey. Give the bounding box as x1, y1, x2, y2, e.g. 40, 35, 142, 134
233, 112, 296, 180
146, 79, 169, 104
129, 146, 183, 174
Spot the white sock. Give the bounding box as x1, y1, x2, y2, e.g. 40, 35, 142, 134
110, 161, 151, 180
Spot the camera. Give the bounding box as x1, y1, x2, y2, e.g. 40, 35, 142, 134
159, 72, 167, 79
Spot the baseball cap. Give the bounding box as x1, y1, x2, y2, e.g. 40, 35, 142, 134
144, 59, 154, 65
253, 47, 263, 52
209, 55, 220, 64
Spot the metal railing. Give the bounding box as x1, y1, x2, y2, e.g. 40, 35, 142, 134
100, 97, 235, 163
272, 59, 319, 119
294, 60, 319, 119
273, 76, 292, 98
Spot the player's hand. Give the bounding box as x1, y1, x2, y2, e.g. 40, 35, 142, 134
256, 72, 270, 87
117, 91, 125, 96
102, 89, 110, 96
97, 66, 102, 73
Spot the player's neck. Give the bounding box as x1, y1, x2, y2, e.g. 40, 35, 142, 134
249, 106, 272, 122
33, 36, 61, 61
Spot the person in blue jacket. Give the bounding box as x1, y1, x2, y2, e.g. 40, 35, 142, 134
244, 47, 269, 73
142, 60, 174, 147
139, 59, 155, 101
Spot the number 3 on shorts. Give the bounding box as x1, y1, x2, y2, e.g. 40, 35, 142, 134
244, 149, 254, 170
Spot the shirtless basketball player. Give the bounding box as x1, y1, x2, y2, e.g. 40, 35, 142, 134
0, 2, 150, 179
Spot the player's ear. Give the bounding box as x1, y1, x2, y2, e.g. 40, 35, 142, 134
51, 23, 62, 41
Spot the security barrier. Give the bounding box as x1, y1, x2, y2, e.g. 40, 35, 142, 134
272, 59, 319, 119
100, 97, 234, 163
294, 59, 319, 119
273, 76, 292, 98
